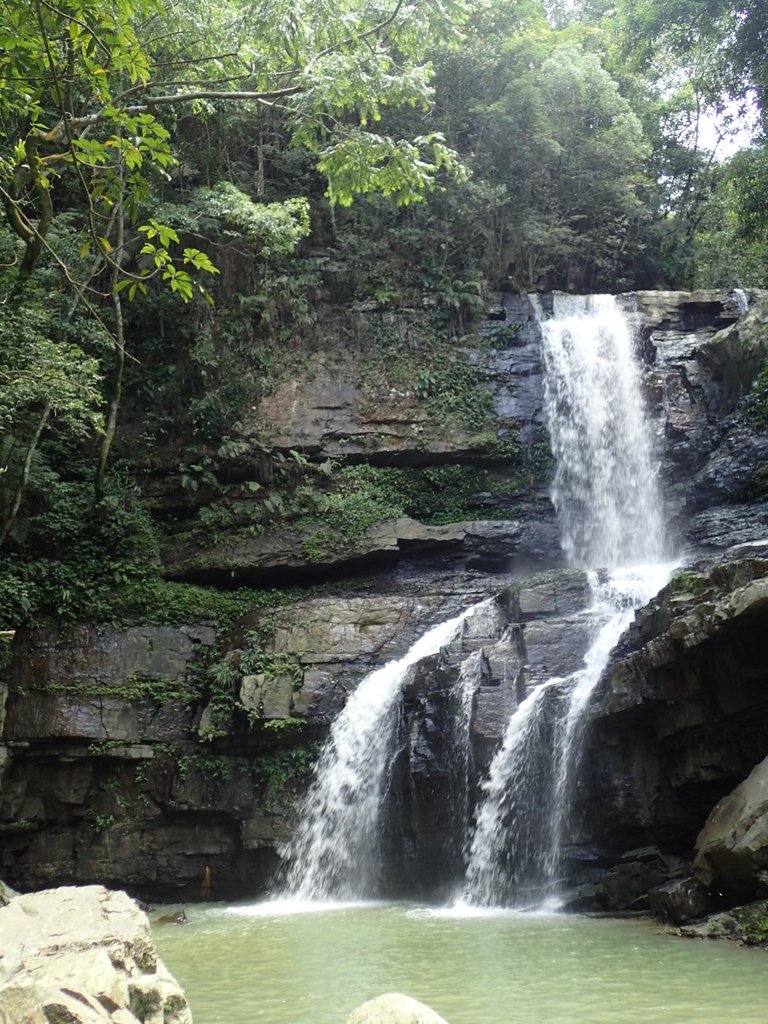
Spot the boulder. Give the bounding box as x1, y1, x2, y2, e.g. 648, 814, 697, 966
346, 993, 451, 1024
0, 881, 16, 907
694, 754, 768, 901
595, 848, 687, 911
0, 885, 190, 1024
648, 876, 715, 924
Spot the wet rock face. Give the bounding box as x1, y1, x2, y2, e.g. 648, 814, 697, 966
635, 289, 768, 549
578, 557, 768, 908
385, 568, 594, 894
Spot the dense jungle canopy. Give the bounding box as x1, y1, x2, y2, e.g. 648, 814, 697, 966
0, 0, 767, 627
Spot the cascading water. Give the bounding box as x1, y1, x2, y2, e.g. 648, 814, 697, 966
463, 294, 674, 908
537, 294, 665, 568
449, 649, 485, 860
279, 606, 481, 900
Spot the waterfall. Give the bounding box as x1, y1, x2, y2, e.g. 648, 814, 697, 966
463, 678, 558, 906
731, 287, 749, 315
538, 294, 665, 568
279, 606, 479, 900
462, 294, 673, 908
449, 649, 484, 860
279, 292, 673, 909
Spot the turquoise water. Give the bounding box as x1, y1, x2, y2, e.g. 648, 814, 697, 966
152, 901, 768, 1024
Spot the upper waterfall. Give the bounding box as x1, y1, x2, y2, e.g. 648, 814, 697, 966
536, 294, 665, 568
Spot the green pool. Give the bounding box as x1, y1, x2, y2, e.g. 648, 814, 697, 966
152, 900, 768, 1024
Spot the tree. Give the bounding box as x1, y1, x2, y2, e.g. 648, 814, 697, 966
0, 0, 467, 535
0, 0, 466, 284
0, 302, 102, 546
458, 34, 650, 290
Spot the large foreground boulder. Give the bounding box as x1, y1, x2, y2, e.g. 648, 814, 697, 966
346, 993, 451, 1024
0, 885, 191, 1024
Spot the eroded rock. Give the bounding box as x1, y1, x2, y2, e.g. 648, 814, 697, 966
0, 885, 190, 1024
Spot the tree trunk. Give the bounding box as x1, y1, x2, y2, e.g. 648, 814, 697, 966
94, 202, 125, 504
0, 402, 51, 547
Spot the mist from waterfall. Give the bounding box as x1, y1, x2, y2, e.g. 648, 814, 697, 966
462, 294, 673, 908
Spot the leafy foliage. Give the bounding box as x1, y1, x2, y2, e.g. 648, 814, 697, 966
0, 0, 766, 636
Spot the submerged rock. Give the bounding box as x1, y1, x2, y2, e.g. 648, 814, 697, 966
0, 884, 191, 1024
346, 993, 450, 1024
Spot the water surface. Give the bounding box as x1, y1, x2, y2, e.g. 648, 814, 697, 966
152, 901, 767, 1024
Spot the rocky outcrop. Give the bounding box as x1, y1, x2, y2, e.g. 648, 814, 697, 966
694, 754, 768, 901
678, 898, 768, 945
163, 516, 559, 587
385, 569, 596, 892
575, 554, 768, 913
0, 884, 190, 1024
346, 993, 450, 1024
153, 287, 768, 583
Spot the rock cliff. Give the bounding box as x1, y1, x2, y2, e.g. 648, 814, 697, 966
572, 547, 768, 917
2, 288, 768, 907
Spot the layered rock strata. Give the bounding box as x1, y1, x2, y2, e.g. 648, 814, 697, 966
573, 552, 768, 919
2, 289, 768, 904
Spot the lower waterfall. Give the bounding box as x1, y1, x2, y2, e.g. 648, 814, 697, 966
462, 563, 673, 907
279, 603, 487, 899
